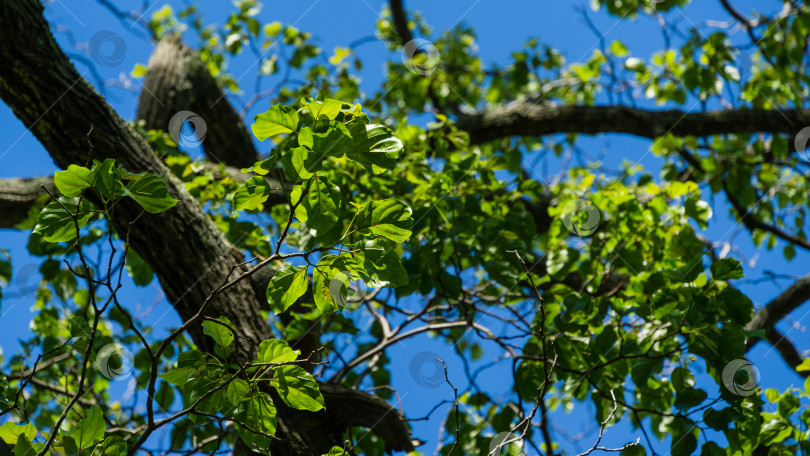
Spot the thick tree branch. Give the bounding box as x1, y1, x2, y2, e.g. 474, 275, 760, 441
136, 35, 260, 168
745, 275, 810, 375
0, 176, 55, 228
746, 275, 810, 339
457, 103, 809, 144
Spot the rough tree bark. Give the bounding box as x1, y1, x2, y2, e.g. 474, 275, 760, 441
458, 103, 810, 144
136, 35, 259, 168
0, 1, 413, 454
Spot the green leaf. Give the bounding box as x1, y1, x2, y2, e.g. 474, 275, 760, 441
0, 423, 35, 445
225, 379, 250, 405
281, 146, 316, 180
293, 176, 341, 235
674, 388, 707, 411
202, 316, 234, 348
710, 258, 744, 281
125, 174, 178, 213
298, 122, 354, 160
93, 436, 127, 456
13, 434, 34, 456
155, 381, 174, 410
159, 366, 196, 386
700, 442, 724, 456
352, 240, 408, 288
322, 447, 347, 456
232, 176, 273, 214
353, 199, 413, 243
303, 98, 343, 121
125, 249, 153, 286
33, 197, 94, 242
242, 154, 279, 176
621, 446, 646, 456
257, 339, 300, 364
54, 165, 92, 197
251, 105, 299, 141
346, 122, 403, 174
235, 392, 277, 451
71, 405, 106, 450
90, 159, 125, 199
312, 258, 341, 313
271, 365, 324, 411
266, 266, 308, 314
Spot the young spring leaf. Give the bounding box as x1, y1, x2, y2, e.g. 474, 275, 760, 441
346, 122, 403, 174
292, 175, 341, 235
266, 266, 308, 314
54, 164, 92, 197
710, 257, 744, 281
125, 174, 178, 213
281, 146, 316, 180
0, 422, 36, 445
232, 176, 273, 214
352, 240, 408, 288
352, 199, 413, 243
252, 105, 299, 141
33, 197, 94, 243
202, 316, 235, 348
94, 436, 128, 456
298, 122, 354, 159
235, 392, 277, 450
90, 158, 125, 199
71, 405, 106, 450
257, 339, 300, 364
14, 433, 36, 456
302, 98, 343, 122
270, 365, 324, 411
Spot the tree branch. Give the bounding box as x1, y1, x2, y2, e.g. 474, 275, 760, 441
136, 35, 260, 168
457, 103, 808, 144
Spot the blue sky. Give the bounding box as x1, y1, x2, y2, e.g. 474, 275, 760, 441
1, 0, 807, 454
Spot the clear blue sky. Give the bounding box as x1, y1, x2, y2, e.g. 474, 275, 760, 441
1, 0, 806, 454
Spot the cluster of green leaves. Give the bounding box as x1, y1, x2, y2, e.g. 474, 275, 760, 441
33, 159, 178, 243
232, 99, 412, 315
0, 161, 180, 454
159, 324, 323, 451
